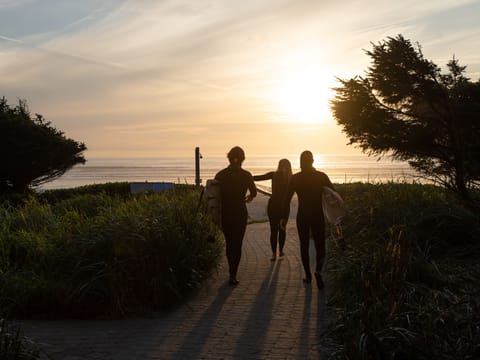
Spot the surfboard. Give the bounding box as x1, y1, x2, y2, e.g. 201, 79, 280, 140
255, 183, 272, 197
322, 186, 346, 225
205, 179, 222, 226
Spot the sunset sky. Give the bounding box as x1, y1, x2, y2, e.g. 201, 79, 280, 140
1, 0, 479, 159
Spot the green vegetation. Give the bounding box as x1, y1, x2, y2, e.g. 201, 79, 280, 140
331, 35, 480, 201
0, 318, 39, 360
0, 97, 86, 193
2, 181, 479, 359
0, 183, 222, 319
323, 182, 480, 359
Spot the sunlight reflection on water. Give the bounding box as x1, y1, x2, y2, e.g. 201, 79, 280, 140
41, 154, 423, 190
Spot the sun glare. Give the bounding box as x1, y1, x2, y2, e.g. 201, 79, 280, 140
267, 54, 334, 125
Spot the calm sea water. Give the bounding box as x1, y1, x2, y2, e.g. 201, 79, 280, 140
41, 154, 421, 190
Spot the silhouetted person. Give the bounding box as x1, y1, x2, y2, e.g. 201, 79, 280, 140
253, 159, 292, 261
281, 151, 334, 289
215, 146, 257, 285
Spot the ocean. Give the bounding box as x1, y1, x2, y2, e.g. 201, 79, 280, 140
41, 154, 422, 190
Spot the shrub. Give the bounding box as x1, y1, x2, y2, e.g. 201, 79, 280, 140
323, 183, 480, 359
0, 186, 222, 318
39, 182, 132, 203
0, 317, 40, 360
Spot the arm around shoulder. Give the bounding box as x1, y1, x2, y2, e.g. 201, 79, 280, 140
252, 171, 274, 182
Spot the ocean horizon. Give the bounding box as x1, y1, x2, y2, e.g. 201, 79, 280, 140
40, 153, 424, 190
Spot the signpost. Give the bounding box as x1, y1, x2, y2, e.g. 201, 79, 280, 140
195, 147, 202, 186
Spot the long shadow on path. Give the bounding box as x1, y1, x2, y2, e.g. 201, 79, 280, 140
232, 260, 281, 359
163, 282, 235, 359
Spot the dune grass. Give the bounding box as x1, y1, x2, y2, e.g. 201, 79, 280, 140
0, 318, 39, 360
1, 181, 479, 359
323, 182, 480, 359
0, 183, 222, 319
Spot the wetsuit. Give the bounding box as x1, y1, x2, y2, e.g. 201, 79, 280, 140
253, 171, 289, 255
215, 165, 257, 279
283, 167, 334, 279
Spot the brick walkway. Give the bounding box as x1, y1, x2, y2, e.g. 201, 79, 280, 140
20, 196, 329, 359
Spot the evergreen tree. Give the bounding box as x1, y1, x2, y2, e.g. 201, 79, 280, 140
0, 97, 86, 192
331, 35, 480, 200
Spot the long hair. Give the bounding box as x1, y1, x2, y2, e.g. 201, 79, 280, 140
276, 158, 292, 183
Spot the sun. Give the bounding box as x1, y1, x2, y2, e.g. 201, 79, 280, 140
267, 56, 333, 125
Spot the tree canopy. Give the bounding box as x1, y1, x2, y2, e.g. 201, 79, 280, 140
0, 97, 87, 192
331, 35, 480, 200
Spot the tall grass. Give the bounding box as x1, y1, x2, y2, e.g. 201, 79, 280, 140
0, 318, 39, 360
0, 185, 222, 318
323, 182, 480, 359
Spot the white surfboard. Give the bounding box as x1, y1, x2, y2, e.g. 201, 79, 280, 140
322, 186, 346, 225
205, 179, 222, 226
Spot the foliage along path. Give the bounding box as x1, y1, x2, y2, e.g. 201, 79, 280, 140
20, 195, 329, 359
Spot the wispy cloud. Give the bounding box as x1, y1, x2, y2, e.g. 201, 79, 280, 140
1, 0, 479, 156
0, 34, 23, 43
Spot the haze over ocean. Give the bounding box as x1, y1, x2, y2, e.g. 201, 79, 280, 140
41, 153, 421, 190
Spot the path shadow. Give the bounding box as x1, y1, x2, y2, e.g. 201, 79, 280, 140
297, 285, 313, 358
232, 261, 280, 359
316, 289, 327, 354
162, 283, 235, 359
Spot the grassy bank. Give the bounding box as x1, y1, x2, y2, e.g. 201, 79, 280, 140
323, 183, 480, 359
1, 182, 479, 359
0, 318, 39, 360
0, 183, 222, 319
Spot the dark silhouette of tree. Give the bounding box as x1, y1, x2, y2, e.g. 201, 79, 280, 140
331, 35, 480, 200
0, 97, 87, 192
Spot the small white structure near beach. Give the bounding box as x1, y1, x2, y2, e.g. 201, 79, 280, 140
129, 182, 175, 194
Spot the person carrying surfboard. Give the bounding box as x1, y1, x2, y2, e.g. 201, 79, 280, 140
253, 159, 292, 261
215, 146, 257, 286
280, 150, 334, 290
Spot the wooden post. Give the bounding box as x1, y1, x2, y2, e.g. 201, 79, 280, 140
195, 147, 202, 186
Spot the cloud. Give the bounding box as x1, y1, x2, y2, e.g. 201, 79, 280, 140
0, 34, 23, 43
1, 0, 479, 157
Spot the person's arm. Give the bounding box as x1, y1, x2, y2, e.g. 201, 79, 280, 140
322, 172, 335, 190
252, 171, 274, 181
280, 178, 295, 228
245, 173, 257, 203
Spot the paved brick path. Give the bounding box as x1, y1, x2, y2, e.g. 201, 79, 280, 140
20, 196, 329, 359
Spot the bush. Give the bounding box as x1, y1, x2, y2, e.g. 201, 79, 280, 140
0, 317, 40, 360
39, 182, 132, 203
0, 186, 222, 318
323, 183, 480, 359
